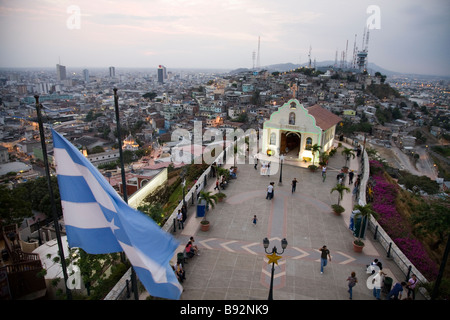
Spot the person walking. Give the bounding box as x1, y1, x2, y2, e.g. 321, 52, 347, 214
319, 245, 331, 274
291, 178, 297, 193
372, 270, 385, 300
349, 170, 354, 184
254, 155, 258, 170
322, 166, 327, 182
406, 274, 418, 300
252, 215, 258, 226
266, 182, 274, 200
214, 177, 220, 192
346, 272, 358, 300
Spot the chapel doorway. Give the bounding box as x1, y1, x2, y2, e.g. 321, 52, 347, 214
281, 131, 301, 158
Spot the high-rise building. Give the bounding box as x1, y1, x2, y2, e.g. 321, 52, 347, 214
83, 69, 90, 83
56, 64, 67, 81
162, 65, 167, 80
157, 65, 164, 84
109, 66, 115, 77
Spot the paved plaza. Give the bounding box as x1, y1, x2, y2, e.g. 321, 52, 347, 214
167, 142, 419, 300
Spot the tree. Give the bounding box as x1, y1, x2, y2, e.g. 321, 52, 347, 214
142, 92, 157, 100
411, 200, 450, 250
311, 143, 322, 165
353, 204, 377, 246
341, 147, 355, 166
14, 176, 62, 218
89, 146, 105, 154
0, 184, 32, 225
365, 147, 378, 159
330, 183, 350, 206
198, 191, 219, 213
137, 203, 164, 226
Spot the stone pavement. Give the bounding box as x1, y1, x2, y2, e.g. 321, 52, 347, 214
165, 142, 418, 300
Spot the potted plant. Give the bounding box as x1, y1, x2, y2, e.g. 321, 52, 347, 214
217, 167, 230, 181
308, 164, 318, 172
352, 204, 377, 252
330, 183, 350, 206
198, 190, 218, 231
216, 192, 227, 202
331, 204, 345, 215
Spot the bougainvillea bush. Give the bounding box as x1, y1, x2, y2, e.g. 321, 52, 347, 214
369, 160, 439, 280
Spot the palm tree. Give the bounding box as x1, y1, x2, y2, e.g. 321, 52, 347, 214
353, 204, 377, 246
311, 143, 322, 165
198, 190, 218, 215
341, 147, 355, 166
365, 147, 378, 159
330, 183, 350, 206
319, 151, 330, 166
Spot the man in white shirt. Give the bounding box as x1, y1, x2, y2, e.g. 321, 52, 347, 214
177, 209, 184, 230
372, 270, 385, 300
266, 182, 274, 200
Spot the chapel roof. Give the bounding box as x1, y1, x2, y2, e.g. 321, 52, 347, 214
307, 104, 343, 131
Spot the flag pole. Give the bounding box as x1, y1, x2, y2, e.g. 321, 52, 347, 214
113, 88, 139, 300
34, 95, 72, 300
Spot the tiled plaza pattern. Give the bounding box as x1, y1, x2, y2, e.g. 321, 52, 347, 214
165, 143, 423, 300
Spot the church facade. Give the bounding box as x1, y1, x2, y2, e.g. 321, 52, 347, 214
262, 99, 342, 163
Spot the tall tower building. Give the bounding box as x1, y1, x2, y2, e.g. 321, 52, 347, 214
83, 69, 90, 83
56, 64, 67, 81
157, 65, 164, 84
109, 66, 115, 77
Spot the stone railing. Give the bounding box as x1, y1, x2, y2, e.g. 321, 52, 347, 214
105, 138, 238, 300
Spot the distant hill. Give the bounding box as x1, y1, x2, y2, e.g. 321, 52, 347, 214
230, 61, 448, 79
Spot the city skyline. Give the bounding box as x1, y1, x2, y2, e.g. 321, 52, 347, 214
0, 0, 449, 77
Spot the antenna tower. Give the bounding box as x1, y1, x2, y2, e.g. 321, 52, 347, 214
345, 39, 349, 69
334, 50, 338, 68
252, 51, 256, 70
308, 45, 312, 68
256, 36, 261, 70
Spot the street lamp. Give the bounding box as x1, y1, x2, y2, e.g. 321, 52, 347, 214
263, 237, 288, 300
278, 154, 284, 185
181, 167, 187, 207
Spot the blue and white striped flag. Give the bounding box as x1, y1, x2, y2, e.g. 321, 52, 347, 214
51, 129, 182, 300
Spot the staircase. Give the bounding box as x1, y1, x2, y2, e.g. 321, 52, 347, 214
0, 224, 47, 300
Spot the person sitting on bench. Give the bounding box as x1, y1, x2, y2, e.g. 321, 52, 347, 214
229, 168, 236, 178
185, 241, 195, 258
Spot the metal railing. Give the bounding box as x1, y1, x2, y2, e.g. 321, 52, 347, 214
339, 135, 429, 299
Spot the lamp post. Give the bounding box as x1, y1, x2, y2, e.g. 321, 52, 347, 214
263, 237, 287, 300
181, 167, 187, 207
278, 154, 284, 185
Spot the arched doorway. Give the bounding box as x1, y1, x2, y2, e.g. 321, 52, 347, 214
280, 131, 301, 157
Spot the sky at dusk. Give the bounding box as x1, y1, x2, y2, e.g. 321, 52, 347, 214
0, 0, 449, 76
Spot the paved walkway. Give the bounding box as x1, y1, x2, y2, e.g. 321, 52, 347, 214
164, 142, 420, 300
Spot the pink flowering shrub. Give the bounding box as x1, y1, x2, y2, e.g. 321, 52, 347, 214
369, 161, 439, 280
